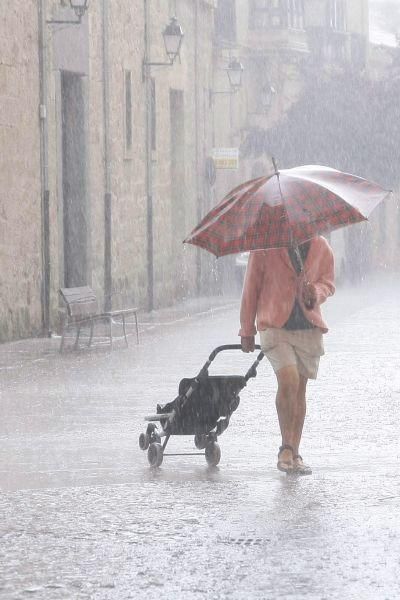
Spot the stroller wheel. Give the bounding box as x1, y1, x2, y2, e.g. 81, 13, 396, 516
194, 434, 207, 450
139, 432, 150, 451
146, 423, 161, 444
153, 432, 161, 444
205, 442, 221, 467
147, 442, 163, 467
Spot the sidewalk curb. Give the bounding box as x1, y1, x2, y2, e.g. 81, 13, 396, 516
0, 296, 239, 371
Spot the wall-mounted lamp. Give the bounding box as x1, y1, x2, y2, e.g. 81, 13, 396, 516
210, 58, 244, 105
142, 16, 184, 79
47, 0, 89, 25
226, 58, 244, 91
163, 16, 184, 63
259, 83, 276, 113
247, 82, 277, 116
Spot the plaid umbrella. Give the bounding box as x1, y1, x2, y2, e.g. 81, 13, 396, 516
183, 165, 391, 257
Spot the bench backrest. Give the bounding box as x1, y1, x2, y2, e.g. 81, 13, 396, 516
60, 286, 99, 319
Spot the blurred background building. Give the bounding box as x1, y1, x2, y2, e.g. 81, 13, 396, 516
0, 0, 398, 342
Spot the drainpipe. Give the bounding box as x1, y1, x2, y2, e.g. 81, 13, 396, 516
361, 0, 368, 66
144, 0, 154, 311
194, 0, 202, 295
38, 0, 51, 336
102, 0, 112, 311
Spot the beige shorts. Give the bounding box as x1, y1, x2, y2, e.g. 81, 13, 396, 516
259, 328, 325, 380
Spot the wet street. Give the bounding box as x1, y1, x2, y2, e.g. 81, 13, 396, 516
1, 278, 400, 600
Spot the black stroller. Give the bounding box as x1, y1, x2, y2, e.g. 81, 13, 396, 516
138, 344, 264, 467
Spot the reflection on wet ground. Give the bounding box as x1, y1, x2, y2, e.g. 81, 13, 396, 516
1, 279, 400, 598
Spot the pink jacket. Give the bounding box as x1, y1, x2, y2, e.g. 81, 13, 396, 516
239, 236, 335, 336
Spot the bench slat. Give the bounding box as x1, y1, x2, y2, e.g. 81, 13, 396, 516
60, 286, 98, 318
60, 286, 96, 302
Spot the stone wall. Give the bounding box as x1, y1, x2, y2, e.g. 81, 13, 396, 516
0, 2, 42, 341
0, 0, 217, 342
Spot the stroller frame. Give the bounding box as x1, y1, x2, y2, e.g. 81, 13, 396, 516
138, 344, 264, 467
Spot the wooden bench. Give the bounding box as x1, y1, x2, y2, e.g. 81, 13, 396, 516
59, 286, 139, 352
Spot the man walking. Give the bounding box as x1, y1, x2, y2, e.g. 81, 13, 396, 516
240, 235, 335, 475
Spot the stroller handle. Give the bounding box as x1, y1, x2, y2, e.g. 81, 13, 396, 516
197, 344, 264, 383
208, 344, 261, 360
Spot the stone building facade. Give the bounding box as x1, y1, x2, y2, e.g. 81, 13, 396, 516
211, 0, 371, 196
0, 0, 218, 342
0, 2, 43, 341
211, 0, 398, 286
210, 0, 371, 286
0, 0, 397, 342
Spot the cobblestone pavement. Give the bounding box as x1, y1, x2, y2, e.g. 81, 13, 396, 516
1, 278, 400, 599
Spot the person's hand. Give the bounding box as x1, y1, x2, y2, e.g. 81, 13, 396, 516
241, 336, 255, 353
302, 281, 317, 310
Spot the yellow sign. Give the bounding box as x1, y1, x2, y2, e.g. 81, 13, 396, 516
212, 148, 239, 170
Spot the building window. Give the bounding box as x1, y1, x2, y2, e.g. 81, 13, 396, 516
150, 77, 156, 151
124, 70, 133, 155
328, 0, 346, 32
249, 0, 284, 30
215, 0, 237, 43
287, 0, 304, 30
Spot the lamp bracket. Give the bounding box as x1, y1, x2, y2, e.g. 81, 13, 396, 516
209, 88, 239, 106
144, 60, 174, 67
142, 58, 175, 82
211, 90, 238, 95
47, 17, 82, 24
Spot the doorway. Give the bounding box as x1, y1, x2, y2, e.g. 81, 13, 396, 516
61, 70, 88, 287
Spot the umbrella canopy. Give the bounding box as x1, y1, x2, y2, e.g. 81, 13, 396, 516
183, 165, 391, 257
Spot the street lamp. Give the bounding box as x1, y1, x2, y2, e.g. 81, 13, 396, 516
226, 58, 244, 91
143, 16, 184, 77
47, 0, 89, 25
259, 83, 276, 113
209, 58, 244, 104
162, 16, 184, 63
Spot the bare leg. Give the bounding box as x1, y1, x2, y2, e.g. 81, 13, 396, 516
275, 365, 300, 466
289, 374, 312, 474
292, 375, 308, 456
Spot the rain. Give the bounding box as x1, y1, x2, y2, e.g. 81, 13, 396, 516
1, 1, 400, 599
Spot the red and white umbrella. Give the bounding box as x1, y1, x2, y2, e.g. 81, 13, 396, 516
184, 164, 391, 257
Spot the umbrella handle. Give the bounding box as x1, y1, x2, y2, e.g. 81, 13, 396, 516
292, 242, 309, 289
293, 242, 305, 272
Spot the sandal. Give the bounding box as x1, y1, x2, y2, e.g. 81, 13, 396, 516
292, 454, 312, 476
277, 444, 294, 473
